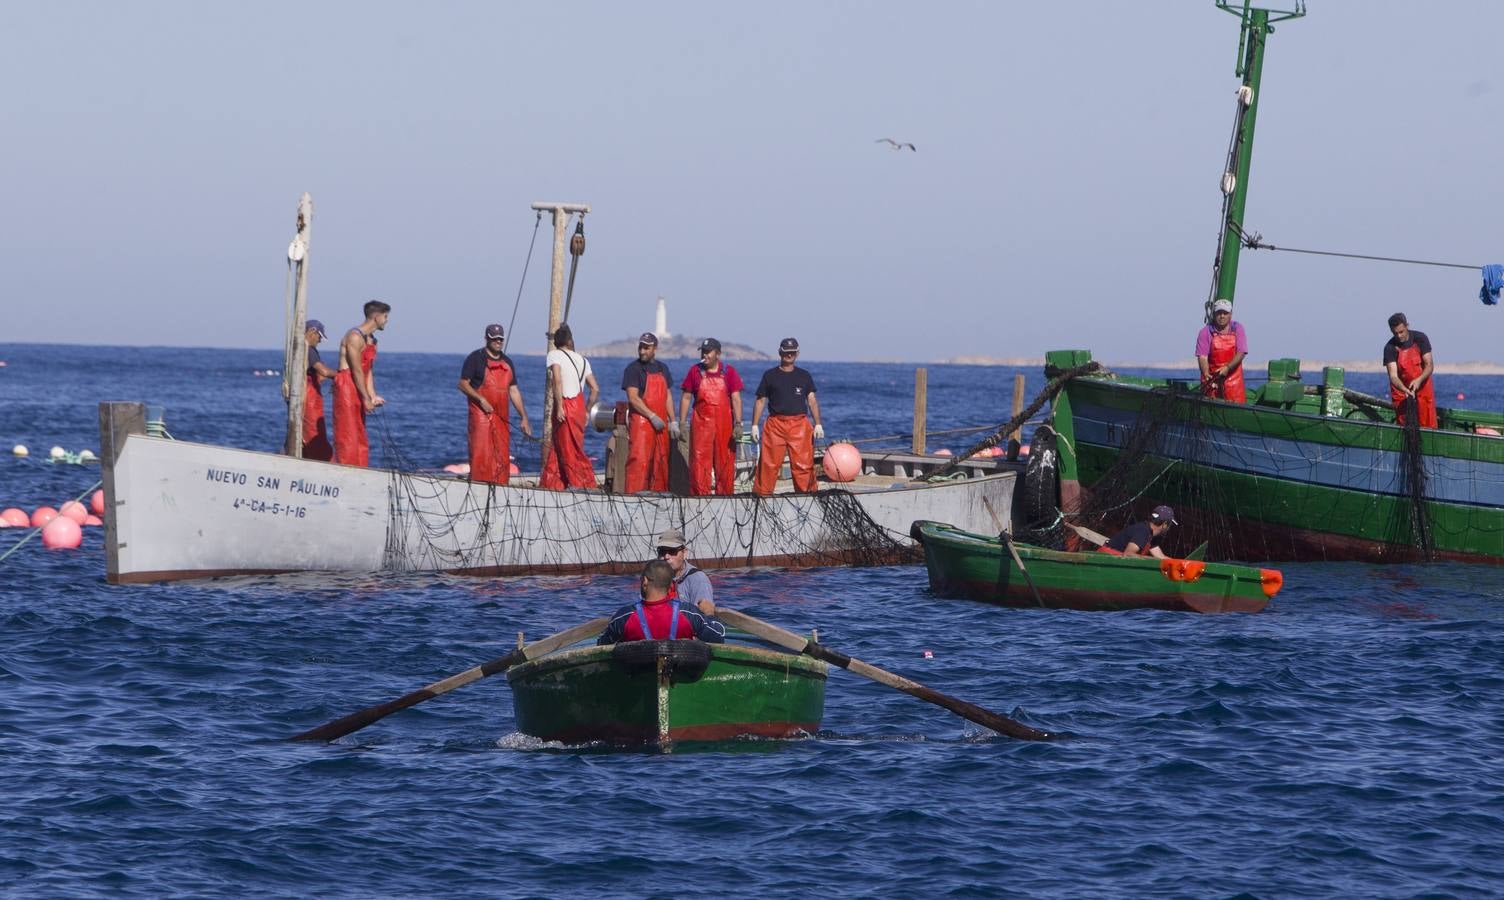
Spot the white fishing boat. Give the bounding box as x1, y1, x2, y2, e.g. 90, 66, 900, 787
98, 197, 1019, 584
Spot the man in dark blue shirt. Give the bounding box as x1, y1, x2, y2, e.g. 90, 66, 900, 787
751, 337, 824, 495
1101, 505, 1175, 558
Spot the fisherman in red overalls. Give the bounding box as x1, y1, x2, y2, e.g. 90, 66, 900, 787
1384, 312, 1437, 428
621, 332, 675, 493
1196, 299, 1248, 403
539, 323, 599, 490
300, 319, 337, 461
751, 337, 823, 495
333, 300, 390, 467
458, 324, 533, 484
678, 338, 744, 496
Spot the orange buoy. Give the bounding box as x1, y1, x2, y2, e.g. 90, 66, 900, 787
821, 442, 862, 482
0, 508, 27, 528
84, 514, 103, 526
1457, 393, 1466, 401
935, 448, 953, 456
41, 515, 82, 549
59, 501, 88, 524
1018, 444, 1030, 457
91, 489, 105, 515
442, 463, 470, 475
31, 506, 58, 528
509, 463, 520, 476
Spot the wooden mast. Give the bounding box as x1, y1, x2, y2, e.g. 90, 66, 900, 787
283, 193, 313, 456
530, 202, 590, 474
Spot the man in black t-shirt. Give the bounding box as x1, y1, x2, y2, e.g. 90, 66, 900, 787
620, 333, 675, 492
1101, 505, 1175, 559
1382, 312, 1436, 428
751, 337, 824, 495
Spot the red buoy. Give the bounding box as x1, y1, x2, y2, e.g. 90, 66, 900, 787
0, 508, 27, 528
59, 501, 88, 524
821, 442, 862, 482
31, 507, 58, 528
41, 515, 82, 549
91, 489, 105, 516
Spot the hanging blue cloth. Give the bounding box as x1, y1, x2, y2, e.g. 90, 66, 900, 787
1481, 264, 1504, 305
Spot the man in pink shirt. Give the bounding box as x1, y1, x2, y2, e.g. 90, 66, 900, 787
1196, 299, 1248, 403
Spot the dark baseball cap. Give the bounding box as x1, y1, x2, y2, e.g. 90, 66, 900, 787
638, 332, 659, 347
1150, 505, 1178, 526
699, 338, 721, 354
305, 319, 327, 339
485, 324, 505, 340
779, 337, 800, 353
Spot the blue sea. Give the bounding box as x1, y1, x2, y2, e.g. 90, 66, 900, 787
2, 342, 1502, 898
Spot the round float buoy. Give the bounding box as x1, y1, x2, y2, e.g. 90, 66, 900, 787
1018, 444, 1031, 457
821, 442, 861, 482
0, 508, 27, 527
41, 515, 82, 549
79, 449, 96, 461
48, 446, 66, 460
442, 463, 470, 475
1458, 392, 1466, 401
11, 444, 27, 457
91, 490, 105, 515
59, 501, 88, 524
1478, 426, 1501, 437
83, 514, 103, 526
31, 506, 58, 527
935, 448, 952, 456
509, 463, 520, 476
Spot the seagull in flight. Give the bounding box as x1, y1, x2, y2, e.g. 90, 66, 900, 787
875, 138, 917, 152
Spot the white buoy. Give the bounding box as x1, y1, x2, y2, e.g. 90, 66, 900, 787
11, 444, 27, 457
79, 449, 97, 461
49, 445, 66, 459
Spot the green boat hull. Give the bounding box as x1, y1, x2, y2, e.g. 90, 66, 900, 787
915, 521, 1281, 614
507, 640, 827, 746
1045, 350, 1504, 565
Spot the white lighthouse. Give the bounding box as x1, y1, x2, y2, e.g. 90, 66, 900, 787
654, 295, 671, 339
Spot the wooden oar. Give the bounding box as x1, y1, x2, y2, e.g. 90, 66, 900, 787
1066, 522, 1109, 547
290, 617, 609, 742
981, 497, 1045, 608
716, 609, 1055, 742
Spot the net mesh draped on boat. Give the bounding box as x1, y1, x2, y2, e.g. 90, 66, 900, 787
1031, 384, 1443, 563
380, 471, 917, 575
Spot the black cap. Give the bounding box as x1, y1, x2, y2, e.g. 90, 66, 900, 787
485, 324, 504, 340
699, 338, 721, 354
638, 332, 659, 347
779, 337, 800, 353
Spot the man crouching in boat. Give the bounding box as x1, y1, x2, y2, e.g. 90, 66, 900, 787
597, 559, 726, 645
1099, 505, 1176, 559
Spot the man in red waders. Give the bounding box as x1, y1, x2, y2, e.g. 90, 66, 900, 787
1384, 312, 1437, 428
678, 338, 744, 496
1196, 299, 1248, 403
300, 319, 337, 461
751, 337, 824, 496
539, 323, 599, 490
457, 324, 533, 484
622, 332, 675, 493
333, 300, 390, 467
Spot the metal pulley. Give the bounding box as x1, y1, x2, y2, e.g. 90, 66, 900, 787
570, 219, 585, 257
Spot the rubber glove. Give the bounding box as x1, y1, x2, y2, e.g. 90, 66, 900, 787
669, 419, 681, 439
648, 413, 665, 432
813, 424, 826, 441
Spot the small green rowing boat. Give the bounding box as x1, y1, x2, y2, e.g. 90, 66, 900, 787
507, 639, 827, 746
914, 520, 1284, 614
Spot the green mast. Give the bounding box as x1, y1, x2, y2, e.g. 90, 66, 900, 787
1207, 1, 1305, 319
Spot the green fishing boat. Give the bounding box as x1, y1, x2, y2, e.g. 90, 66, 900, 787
1023, 3, 1504, 565
914, 520, 1283, 614
506, 639, 827, 746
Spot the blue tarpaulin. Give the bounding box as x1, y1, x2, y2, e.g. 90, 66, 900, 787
1482, 264, 1504, 305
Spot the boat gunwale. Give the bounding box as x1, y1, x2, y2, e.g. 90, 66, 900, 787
506, 640, 829, 684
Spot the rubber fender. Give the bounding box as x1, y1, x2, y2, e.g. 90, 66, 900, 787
611, 639, 712, 681
1019, 426, 1059, 531
1158, 558, 1204, 583
1259, 568, 1284, 598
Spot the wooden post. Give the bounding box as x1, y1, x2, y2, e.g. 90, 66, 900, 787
98, 402, 146, 584
530, 202, 590, 473
283, 193, 313, 456
1010, 374, 1026, 443
912, 368, 928, 455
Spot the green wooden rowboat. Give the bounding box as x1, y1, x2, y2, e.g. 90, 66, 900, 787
914, 520, 1284, 614
506, 639, 827, 746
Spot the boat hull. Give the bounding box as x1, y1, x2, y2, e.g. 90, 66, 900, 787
915, 521, 1281, 613
104, 432, 1014, 583
506, 641, 827, 745
1047, 355, 1504, 565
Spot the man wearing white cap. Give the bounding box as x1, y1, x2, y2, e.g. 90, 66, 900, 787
1196, 299, 1248, 403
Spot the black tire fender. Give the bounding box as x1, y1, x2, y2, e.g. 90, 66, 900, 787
611, 639, 712, 681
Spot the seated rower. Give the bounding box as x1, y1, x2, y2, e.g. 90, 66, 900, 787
1099, 505, 1177, 559
597, 559, 726, 645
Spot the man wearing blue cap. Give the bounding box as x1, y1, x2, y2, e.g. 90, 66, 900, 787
1100, 505, 1177, 559
301, 319, 337, 461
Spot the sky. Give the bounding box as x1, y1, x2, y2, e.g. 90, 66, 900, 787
4, 1, 1504, 363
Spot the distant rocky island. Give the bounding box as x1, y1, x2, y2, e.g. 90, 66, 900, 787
581, 334, 773, 361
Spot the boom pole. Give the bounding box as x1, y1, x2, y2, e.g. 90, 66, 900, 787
1208, 1, 1305, 318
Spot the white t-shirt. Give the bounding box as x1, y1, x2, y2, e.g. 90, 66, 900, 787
546, 348, 592, 399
